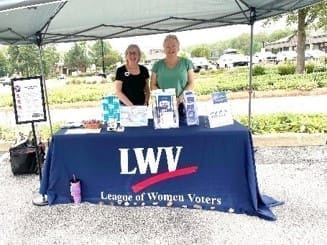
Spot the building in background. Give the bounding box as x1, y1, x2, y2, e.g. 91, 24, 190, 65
265, 33, 327, 53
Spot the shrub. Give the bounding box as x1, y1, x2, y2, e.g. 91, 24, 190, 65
305, 63, 315, 74
277, 63, 296, 75
237, 113, 327, 134
252, 65, 266, 76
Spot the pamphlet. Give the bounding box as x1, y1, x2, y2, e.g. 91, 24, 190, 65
102, 95, 120, 128
120, 106, 148, 127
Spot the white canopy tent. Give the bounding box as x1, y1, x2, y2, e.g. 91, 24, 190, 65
0, 0, 323, 45
0, 0, 324, 130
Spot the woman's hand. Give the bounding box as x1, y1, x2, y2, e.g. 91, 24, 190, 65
177, 95, 184, 105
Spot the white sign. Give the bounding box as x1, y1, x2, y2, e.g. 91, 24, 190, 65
208, 91, 234, 128
12, 76, 46, 124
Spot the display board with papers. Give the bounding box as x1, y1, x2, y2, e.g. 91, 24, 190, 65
11, 76, 46, 124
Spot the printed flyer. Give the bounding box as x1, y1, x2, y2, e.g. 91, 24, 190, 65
120, 106, 148, 127
11, 76, 46, 124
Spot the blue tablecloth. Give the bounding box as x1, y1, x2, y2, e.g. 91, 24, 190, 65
40, 117, 282, 221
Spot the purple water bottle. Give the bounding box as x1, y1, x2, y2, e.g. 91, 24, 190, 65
70, 175, 81, 204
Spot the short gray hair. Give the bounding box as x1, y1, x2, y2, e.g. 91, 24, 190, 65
163, 34, 180, 46
125, 44, 141, 63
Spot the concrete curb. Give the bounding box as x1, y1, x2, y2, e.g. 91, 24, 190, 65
252, 133, 327, 147
1, 134, 326, 152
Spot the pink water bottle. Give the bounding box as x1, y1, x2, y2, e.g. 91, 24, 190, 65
70, 175, 81, 204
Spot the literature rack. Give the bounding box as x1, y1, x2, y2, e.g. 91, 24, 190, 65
182, 90, 199, 126
151, 88, 179, 129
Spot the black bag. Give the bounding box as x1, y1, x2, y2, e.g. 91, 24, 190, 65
9, 140, 45, 175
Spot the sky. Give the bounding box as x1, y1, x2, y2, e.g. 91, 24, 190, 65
56, 19, 290, 54
108, 19, 289, 53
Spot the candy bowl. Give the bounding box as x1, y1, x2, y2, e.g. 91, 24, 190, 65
82, 119, 101, 129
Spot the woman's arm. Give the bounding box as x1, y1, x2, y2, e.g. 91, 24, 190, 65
144, 78, 150, 105
115, 80, 133, 106
185, 69, 195, 90
177, 69, 195, 104
150, 72, 159, 90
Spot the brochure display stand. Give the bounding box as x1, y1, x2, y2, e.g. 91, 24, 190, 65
151, 89, 179, 129
182, 90, 199, 126
11, 76, 48, 206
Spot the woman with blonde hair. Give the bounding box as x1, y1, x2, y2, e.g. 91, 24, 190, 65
115, 44, 150, 106
150, 34, 195, 104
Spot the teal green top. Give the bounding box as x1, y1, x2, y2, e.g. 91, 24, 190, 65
152, 57, 193, 96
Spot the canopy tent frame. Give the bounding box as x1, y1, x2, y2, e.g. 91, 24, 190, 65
0, 0, 323, 207
0, 0, 323, 133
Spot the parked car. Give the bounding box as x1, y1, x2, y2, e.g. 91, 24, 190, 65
191, 57, 211, 72
305, 49, 326, 60
216, 49, 249, 68
57, 74, 66, 79
0, 77, 11, 86
276, 50, 297, 63
253, 51, 277, 64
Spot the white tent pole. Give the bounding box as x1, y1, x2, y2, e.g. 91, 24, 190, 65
248, 7, 256, 131
36, 33, 53, 137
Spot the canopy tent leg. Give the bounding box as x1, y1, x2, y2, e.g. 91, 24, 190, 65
32, 32, 52, 206
247, 7, 256, 131
31, 121, 48, 206
101, 39, 106, 75
35, 33, 53, 137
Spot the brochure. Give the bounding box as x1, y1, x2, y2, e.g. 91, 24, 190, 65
120, 106, 148, 127
182, 90, 199, 126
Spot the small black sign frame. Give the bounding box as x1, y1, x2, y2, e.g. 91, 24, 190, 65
11, 76, 47, 124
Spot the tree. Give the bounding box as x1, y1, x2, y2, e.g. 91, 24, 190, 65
42, 45, 60, 77
64, 42, 90, 72
7, 45, 39, 76
0, 50, 9, 77
90, 40, 122, 73
265, 1, 327, 73
191, 46, 210, 58
7, 45, 60, 78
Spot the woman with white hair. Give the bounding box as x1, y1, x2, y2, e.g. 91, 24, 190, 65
115, 44, 150, 106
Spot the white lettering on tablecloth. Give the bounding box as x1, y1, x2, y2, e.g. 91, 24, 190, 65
119, 146, 183, 174
187, 194, 222, 205
100, 191, 222, 206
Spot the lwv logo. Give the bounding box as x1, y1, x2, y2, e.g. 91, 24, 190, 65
119, 146, 183, 174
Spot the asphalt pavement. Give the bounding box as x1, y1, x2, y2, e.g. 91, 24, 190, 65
0, 93, 326, 244
0, 146, 326, 244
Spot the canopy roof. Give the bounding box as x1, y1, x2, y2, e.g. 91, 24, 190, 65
0, 0, 323, 45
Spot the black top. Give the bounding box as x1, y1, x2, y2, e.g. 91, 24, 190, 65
115, 65, 149, 105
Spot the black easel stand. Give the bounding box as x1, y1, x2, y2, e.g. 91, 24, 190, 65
31, 122, 48, 206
